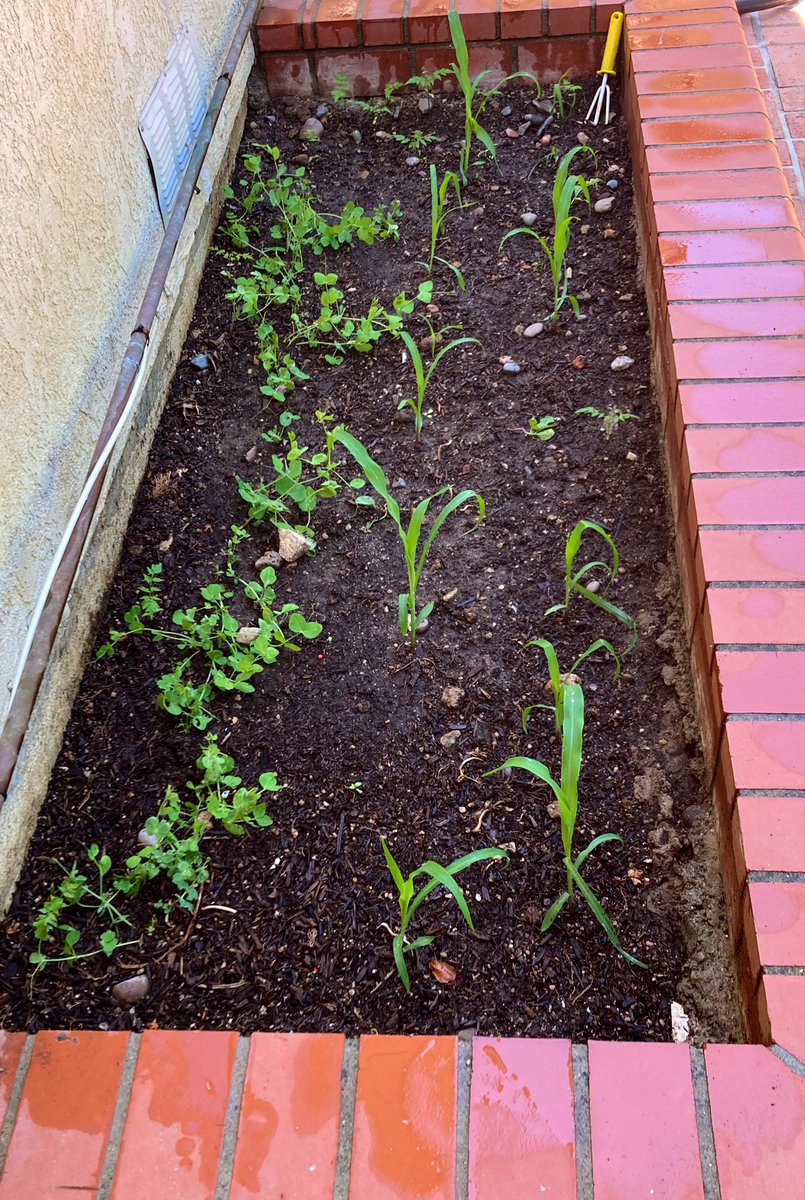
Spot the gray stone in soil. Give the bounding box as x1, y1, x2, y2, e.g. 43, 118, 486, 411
112, 975, 149, 1004
418, 95, 433, 114
520, 212, 538, 226
500, 105, 512, 116
607, 178, 619, 190
503, 361, 522, 375
315, 102, 329, 118
405, 155, 421, 166
523, 322, 544, 338
610, 354, 635, 372
351, 129, 362, 143
299, 116, 324, 140
594, 196, 614, 214
190, 354, 210, 369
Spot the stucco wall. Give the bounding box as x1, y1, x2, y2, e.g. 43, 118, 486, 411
0, 0, 246, 720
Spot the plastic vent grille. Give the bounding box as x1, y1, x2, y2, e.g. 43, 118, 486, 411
139, 29, 205, 222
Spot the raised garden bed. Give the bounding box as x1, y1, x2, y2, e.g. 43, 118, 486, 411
0, 64, 740, 1042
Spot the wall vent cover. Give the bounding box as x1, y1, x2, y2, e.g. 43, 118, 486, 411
139, 28, 205, 222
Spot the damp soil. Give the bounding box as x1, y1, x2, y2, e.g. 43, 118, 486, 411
0, 78, 742, 1042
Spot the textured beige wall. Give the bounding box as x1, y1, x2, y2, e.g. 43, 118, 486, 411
0, 0, 245, 719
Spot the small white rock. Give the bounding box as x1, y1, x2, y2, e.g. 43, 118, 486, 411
671, 1001, 690, 1043
440, 729, 462, 747
610, 354, 635, 372
278, 528, 312, 562
137, 829, 158, 847
520, 212, 538, 227
235, 626, 261, 645
577, 131, 590, 145
255, 550, 282, 570
594, 196, 614, 214
626, 450, 638, 462
442, 686, 465, 709
523, 322, 544, 338
586, 579, 601, 594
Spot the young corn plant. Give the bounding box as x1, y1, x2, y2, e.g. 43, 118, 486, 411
397, 328, 481, 443
448, 8, 538, 183
381, 838, 508, 991
423, 164, 465, 281
522, 636, 621, 734
328, 428, 484, 648
487, 682, 645, 966
552, 73, 582, 118
500, 146, 596, 321
546, 519, 637, 651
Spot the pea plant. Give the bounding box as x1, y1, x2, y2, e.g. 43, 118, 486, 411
522, 636, 621, 734
31, 738, 281, 981
501, 146, 596, 321
545, 519, 637, 650
381, 838, 508, 991
577, 406, 639, 440
396, 328, 481, 443
329, 428, 484, 648
487, 682, 645, 965
98, 562, 322, 730
527, 415, 558, 441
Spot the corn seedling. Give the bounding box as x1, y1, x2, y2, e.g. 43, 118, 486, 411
545, 519, 637, 651
381, 838, 508, 991
577, 405, 639, 440
448, 8, 538, 182
397, 328, 481, 442
500, 146, 596, 321
527, 415, 558, 441
328, 428, 484, 647
552, 73, 582, 118
487, 683, 645, 966
522, 636, 621, 734
423, 164, 465, 282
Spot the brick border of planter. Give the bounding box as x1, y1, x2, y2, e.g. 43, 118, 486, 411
4, 3, 805, 1193
2, 1029, 805, 1195
256, 0, 620, 94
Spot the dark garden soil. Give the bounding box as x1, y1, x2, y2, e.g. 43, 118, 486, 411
0, 78, 743, 1042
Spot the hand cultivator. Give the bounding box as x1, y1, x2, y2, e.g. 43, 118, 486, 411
586, 11, 624, 125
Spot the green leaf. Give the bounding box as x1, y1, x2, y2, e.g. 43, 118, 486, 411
566, 858, 647, 968
540, 891, 570, 931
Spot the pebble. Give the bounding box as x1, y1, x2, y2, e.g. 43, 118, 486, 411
190, 354, 210, 369
503, 361, 522, 375
505, 127, 521, 139
607, 178, 619, 190
442, 686, 465, 709
375, 130, 393, 140
523, 322, 544, 338
440, 729, 462, 747
603, 228, 617, 239
235, 626, 261, 645
278, 528, 312, 562
577, 131, 590, 145
405, 155, 421, 166
586, 579, 601, 594
418, 95, 433, 114
626, 450, 638, 462
580, 223, 590, 234
518, 122, 532, 137
255, 550, 283, 570
244, 444, 259, 463
540, 134, 552, 146
683, 804, 703, 827
501, 105, 512, 117
299, 116, 324, 140
594, 196, 614, 214
611, 354, 635, 372
351, 129, 362, 143
314, 102, 329, 118
292, 153, 309, 166
137, 829, 158, 847
521, 211, 538, 226
112, 975, 149, 1005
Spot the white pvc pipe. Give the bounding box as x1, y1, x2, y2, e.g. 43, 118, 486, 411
7, 332, 154, 710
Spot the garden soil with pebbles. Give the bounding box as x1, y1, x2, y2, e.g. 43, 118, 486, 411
0, 79, 742, 1042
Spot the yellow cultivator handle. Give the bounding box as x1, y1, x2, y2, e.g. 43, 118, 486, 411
599, 11, 624, 76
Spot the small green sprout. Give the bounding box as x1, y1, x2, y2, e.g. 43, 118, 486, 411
546, 519, 637, 650
381, 838, 509, 991
397, 328, 481, 443
527, 415, 558, 441
522, 636, 621, 734
577, 406, 639, 439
